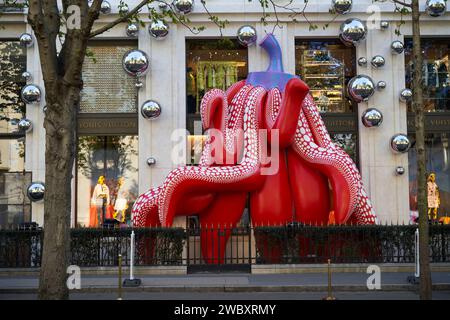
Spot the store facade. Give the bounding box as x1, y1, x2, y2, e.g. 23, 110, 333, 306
1, 0, 449, 228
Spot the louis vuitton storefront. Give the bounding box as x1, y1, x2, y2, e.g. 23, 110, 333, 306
1, 1, 450, 229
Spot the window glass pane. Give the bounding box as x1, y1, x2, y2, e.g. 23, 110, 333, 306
0, 41, 26, 133
405, 38, 450, 113
76, 135, 138, 227
409, 133, 450, 222
331, 133, 358, 164
0, 138, 30, 227
186, 39, 248, 165
295, 39, 356, 113
80, 43, 138, 113
0, 40, 30, 227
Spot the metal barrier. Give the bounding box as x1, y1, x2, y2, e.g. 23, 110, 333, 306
0, 224, 449, 268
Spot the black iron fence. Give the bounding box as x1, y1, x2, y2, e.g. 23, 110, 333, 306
0, 224, 449, 268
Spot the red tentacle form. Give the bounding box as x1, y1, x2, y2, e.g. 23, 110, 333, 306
251, 78, 310, 225
251, 88, 293, 226
132, 186, 163, 227
261, 79, 310, 148
158, 86, 267, 227
292, 95, 377, 224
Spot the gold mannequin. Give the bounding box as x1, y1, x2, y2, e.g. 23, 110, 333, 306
427, 173, 440, 222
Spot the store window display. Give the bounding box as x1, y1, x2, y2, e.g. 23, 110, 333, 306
0, 40, 31, 227
90, 175, 110, 226
295, 39, 357, 113
113, 176, 128, 223
185, 39, 248, 165
405, 38, 450, 112
295, 39, 359, 164
332, 133, 358, 165
427, 173, 440, 222
76, 136, 138, 227
409, 133, 450, 223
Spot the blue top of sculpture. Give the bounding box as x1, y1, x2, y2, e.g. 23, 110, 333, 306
246, 33, 299, 92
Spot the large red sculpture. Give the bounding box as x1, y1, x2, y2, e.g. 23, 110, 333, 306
132, 34, 377, 263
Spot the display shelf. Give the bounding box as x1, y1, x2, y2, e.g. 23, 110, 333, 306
300, 49, 346, 113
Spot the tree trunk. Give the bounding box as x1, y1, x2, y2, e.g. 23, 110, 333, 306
411, 0, 432, 300
38, 83, 79, 300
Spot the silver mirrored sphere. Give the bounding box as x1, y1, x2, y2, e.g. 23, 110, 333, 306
100, 1, 111, 14
18, 118, 33, 133
361, 108, 383, 128
396, 166, 406, 175
358, 57, 368, 67
347, 75, 375, 103
122, 50, 150, 77
237, 25, 257, 47
149, 20, 169, 39
22, 71, 32, 82
426, 0, 446, 17
391, 134, 411, 153
173, 0, 194, 14
400, 88, 413, 103
118, 3, 129, 14
339, 18, 367, 46
21, 84, 41, 104
339, 34, 353, 47
391, 40, 405, 54
147, 157, 157, 166
141, 100, 162, 119
377, 81, 387, 91
19, 33, 34, 48
371, 55, 386, 69
27, 182, 45, 202
126, 23, 139, 37
380, 20, 390, 30
332, 0, 352, 14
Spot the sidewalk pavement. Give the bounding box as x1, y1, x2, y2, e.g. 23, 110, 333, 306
1, 272, 450, 293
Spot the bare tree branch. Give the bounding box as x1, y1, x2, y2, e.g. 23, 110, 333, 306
391, 0, 412, 8
89, 0, 150, 38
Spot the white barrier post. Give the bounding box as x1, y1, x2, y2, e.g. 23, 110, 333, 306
415, 228, 420, 278
130, 230, 135, 281
123, 229, 141, 287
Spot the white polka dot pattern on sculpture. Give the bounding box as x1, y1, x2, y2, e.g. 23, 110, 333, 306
292, 94, 377, 225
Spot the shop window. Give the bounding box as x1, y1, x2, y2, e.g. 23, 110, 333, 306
76, 135, 138, 227
406, 38, 450, 223
295, 39, 359, 165
80, 41, 138, 113
295, 39, 357, 113
405, 38, 450, 113
185, 38, 248, 165
0, 40, 31, 227
331, 133, 358, 165
0, 140, 30, 227
0, 40, 26, 133
408, 133, 450, 221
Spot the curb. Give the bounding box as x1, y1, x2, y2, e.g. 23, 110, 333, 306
1, 284, 449, 294
251, 263, 450, 274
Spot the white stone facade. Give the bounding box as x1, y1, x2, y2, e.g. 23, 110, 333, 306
2, 0, 450, 226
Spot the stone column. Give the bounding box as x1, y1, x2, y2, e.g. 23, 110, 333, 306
357, 25, 410, 224
25, 26, 46, 227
